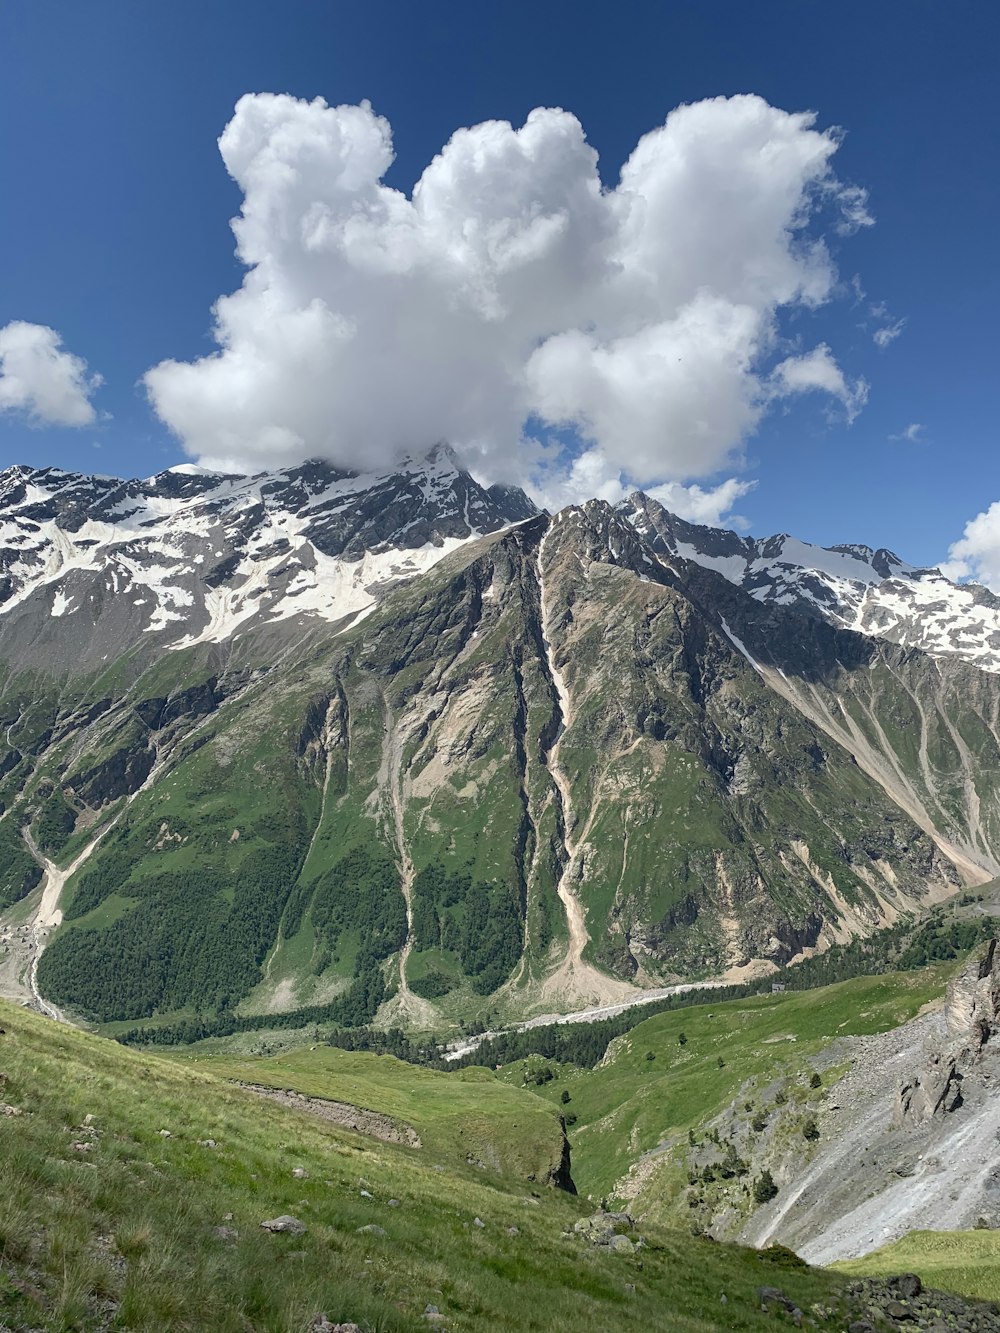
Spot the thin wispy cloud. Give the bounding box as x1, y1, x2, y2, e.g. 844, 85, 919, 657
889, 422, 924, 443
873, 318, 906, 348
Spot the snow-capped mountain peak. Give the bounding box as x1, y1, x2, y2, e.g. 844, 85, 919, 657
0, 451, 537, 669
619, 491, 1000, 673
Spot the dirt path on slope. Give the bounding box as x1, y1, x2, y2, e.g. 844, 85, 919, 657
238, 1082, 422, 1148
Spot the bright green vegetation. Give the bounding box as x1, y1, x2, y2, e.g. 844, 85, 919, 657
513, 967, 949, 1217
835, 1231, 1000, 1304
183, 1045, 569, 1183
0, 999, 866, 1332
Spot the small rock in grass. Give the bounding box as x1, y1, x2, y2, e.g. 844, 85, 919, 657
356, 1224, 387, 1237
506, 1226, 519, 1236
292, 1167, 308, 1178
260, 1215, 306, 1235
473, 1217, 485, 1229
198, 1139, 218, 1148
609, 1234, 634, 1254
83, 1113, 96, 1126
72, 1141, 93, 1152
424, 1307, 439, 1317
387, 1198, 400, 1207
158, 1129, 172, 1138
222, 1212, 233, 1221
360, 1189, 373, 1199
212, 1226, 239, 1242
758, 1287, 796, 1313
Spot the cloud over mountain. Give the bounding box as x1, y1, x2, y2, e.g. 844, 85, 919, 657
942, 501, 1000, 592
144, 92, 871, 505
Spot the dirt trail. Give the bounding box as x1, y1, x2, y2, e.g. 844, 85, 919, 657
239, 1082, 422, 1148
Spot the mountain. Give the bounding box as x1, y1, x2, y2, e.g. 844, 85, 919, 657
0, 445, 535, 672
621, 492, 1000, 674
0, 451, 998, 1037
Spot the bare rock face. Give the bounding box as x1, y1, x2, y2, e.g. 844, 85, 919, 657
895, 938, 999, 1126
893, 1052, 962, 1126
945, 936, 1000, 1055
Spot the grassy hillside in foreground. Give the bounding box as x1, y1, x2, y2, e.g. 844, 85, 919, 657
0, 999, 885, 1333
510, 967, 950, 1217
835, 1231, 1000, 1304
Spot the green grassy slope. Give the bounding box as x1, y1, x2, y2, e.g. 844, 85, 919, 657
834, 1231, 1000, 1304
1, 998, 875, 1332
182, 1046, 571, 1186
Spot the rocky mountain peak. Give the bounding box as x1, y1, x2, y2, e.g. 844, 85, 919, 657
618, 490, 1000, 674
0, 449, 538, 669
546, 499, 670, 584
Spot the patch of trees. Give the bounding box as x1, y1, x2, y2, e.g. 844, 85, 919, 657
41, 842, 304, 1021
116, 965, 397, 1047
34, 789, 75, 853
411, 861, 522, 994
0, 819, 42, 908
310, 845, 406, 979
115, 846, 409, 1044
64, 840, 134, 918
409, 969, 453, 999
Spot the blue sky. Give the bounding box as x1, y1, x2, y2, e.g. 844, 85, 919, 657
0, 1, 997, 573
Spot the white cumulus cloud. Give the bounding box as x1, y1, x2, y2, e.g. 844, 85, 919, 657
0, 321, 102, 427
144, 92, 872, 499
769, 342, 869, 422
941, 502, 1000, 591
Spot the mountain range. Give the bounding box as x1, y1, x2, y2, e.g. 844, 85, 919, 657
0, 447, 997, 1035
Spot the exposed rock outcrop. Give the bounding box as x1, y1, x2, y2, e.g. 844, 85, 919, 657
740, 940, 1000, 1264
894, 938, 1000, 1127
